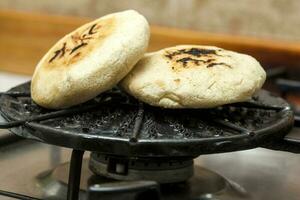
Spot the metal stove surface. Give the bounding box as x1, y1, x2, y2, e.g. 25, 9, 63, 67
0, 132, 299, 200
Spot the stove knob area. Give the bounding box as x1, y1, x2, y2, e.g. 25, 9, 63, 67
87, 180, 161, 200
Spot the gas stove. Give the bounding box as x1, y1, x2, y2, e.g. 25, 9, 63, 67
0, 68, 300, 200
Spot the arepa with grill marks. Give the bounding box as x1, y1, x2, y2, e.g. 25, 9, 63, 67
121, 45, 266, 108
31, 10, 150, 109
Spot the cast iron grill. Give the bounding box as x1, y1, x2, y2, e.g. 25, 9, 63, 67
0, 82, 294, 157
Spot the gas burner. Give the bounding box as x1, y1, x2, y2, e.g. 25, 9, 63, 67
37, 159, 250, 200
89, 153, 194, 183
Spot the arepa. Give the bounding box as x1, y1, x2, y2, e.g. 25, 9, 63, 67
31, 10, 150, 109
121, 45, 266, 108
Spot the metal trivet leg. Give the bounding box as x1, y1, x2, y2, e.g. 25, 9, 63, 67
67, 149, 84, 200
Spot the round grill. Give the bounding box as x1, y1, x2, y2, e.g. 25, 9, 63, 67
0, 82, 294, 157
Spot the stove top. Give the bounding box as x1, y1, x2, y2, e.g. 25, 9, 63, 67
1, 139, 300, 200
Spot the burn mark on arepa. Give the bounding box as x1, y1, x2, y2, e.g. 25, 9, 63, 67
165, 48, 219, 59
49, 42, 66, 63
165, 47, 232, 70
176, 57, 216, 67
207, 62, 232, 68
70, 42, 88, 55
48, 23, 100, 63
88, 24, 98, 35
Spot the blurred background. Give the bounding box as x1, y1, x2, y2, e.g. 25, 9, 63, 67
1, 0, 300, 41
0, 0, 300, 88
1, 0, 300, 95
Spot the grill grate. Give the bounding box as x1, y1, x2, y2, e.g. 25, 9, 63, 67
0, 82, 294, 157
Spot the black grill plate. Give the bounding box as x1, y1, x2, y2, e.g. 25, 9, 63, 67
0, 82, 294, 157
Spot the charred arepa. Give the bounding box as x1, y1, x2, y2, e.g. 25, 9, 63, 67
31, 10, 149, 109
121, 45, 266, 108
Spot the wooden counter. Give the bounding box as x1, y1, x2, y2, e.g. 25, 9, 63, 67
0, 10, 300, 75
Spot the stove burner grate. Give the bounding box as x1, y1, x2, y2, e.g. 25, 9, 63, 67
0, 82, 294, 157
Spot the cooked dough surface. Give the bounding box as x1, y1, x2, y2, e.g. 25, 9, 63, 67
31, 10, 150, 109
121, 45, 266, 108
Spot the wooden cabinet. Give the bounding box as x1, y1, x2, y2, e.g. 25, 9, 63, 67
0, 10, 300, 75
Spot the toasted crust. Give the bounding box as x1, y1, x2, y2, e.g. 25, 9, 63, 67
120, 45, 266, 108
45, 17, 116, 69
31, 10, 150, 109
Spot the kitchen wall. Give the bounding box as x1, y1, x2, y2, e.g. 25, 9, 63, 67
0, 0, 299, 41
